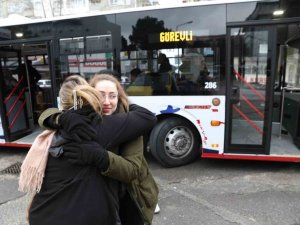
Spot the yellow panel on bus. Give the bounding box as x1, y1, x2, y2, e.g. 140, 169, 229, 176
126, 86, 153, 96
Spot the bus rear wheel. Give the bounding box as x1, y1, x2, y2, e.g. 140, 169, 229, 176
149, 117, 200, 167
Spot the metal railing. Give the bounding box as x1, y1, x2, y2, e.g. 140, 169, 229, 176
4, 76, 27, 129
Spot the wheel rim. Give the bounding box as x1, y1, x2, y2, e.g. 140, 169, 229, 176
164, 125, 194, 159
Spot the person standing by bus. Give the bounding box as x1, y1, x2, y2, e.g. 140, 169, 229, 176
89, 73, 159, 224
20, 75, 157, 225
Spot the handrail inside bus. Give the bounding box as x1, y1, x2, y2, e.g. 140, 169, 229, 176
3, 75, 27, 129
240, 93, 264, 119
8, 100, 26, 129
4, 76, 24, 104
233, 105, 263, 135
232, 69, 264, 135
233, 69, 265, 120
6, 88, 25, 117
233, 70, 265, 102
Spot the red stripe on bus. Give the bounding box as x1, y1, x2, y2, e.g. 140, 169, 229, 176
202, 152, 300, 162
0, 142, 31, 148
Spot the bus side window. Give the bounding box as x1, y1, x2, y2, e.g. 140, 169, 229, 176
151, 72, 168, 95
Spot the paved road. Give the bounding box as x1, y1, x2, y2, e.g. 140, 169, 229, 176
150, 157, 300, 225
1, 147, 300, 225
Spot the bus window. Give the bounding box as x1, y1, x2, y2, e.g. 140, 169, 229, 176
123, 47, 222, 96
59, 34, 115, 80
285, 47, 300, 88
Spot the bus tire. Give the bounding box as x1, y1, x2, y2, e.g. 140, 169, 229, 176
149, 117, 200, 167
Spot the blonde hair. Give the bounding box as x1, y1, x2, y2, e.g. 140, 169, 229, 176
64, 75, 88, 85
89, 73, 129, 111
59, 75, 103, 115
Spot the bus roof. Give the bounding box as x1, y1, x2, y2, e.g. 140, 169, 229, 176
0, 0, 259, 27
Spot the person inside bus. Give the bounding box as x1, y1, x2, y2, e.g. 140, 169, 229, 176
195, 54, 210, 92
19, 75, 157, 225
38, 73, 159, 225
3, 68, 18, 97
130, 67, 141, 83
27, 60, 42, 89
158, 53, 172, 73
157, 53, 180, 95
18, 60, 42, 116
178, 50, 210, 94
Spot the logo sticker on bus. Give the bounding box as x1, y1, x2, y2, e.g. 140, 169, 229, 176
185, 105, 211, 109
160, 105, 180, 114
197, 119, 207, 144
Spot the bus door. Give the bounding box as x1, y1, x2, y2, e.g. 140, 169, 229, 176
0, 41, 54, 143
226, 25, 275, 154
21, 42, 55, 126
0, 48, 31, 142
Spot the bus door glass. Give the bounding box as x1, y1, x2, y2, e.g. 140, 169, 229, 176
0, 48, 31, 142
227, 26, 274, 154
22, 43, 54, 123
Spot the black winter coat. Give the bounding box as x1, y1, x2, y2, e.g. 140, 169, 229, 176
29, 104, 156, 225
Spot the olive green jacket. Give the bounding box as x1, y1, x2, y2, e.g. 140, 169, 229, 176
38, 107, 159, 225
103, 136, 159, 225
102, 105, 158, 225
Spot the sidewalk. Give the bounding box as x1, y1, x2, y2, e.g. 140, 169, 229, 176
0, 186, 30, 225
0, 148, 28, 225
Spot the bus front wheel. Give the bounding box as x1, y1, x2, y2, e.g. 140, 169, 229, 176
149, 117, 200, 167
